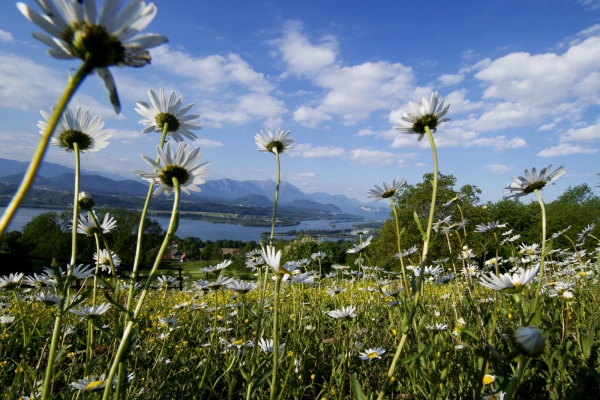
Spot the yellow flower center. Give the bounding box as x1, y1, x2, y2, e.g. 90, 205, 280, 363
483, 374, 495, 385
86, 380, 105, 390
233, 339, 243, 346
367, 351, 378, 359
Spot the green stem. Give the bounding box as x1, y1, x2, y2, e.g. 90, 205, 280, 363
390, 198, 409, 291
422, 126, 438, 262
269, 150, 281, 245
0, 59, 92, 236
71, 143, 81, 267
531, 189, 546, 317
270, 276, 282, 400
102, 177, 180, 400
126, 124, 169, 313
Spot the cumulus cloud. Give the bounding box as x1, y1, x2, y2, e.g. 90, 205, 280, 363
293, 106, 332, 127
0, 52, 122, 119
289, 143, 345, 158
272, 21, 416, 126
270, 20, 338, 75
150, 45, 287, 127
196, 139, 223, 148
537, 143, 598, 157
0, 29, 13, 43
559, 121, 600, 142
438, 73, 464, 86
347, 149, 397, 165
485, 164, 512, 174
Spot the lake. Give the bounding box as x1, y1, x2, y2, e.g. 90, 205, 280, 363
0, 207, 361, 242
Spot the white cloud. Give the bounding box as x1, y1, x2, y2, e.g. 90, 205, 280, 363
289, 143, 345, 158
271, 22, 416, 126
347, 149, 397, 165
270, 21, 338, 75
537, 143, 598, 157
111, 129, 141, 140
475, 36, 600, 109
152, 46, 273, 93
0, 29, 13, 43
293, 106, 332, 127
438, 73, 464, 86
444, 89, 482, 114
288, 172, 316, 180
560, 121, 600, 142
0, 52, 122, 119
466, 135, 528, 151
485, 164, 512, 174
196, 139, 223, 148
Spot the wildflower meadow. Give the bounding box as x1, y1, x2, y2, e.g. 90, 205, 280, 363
1, 1, 600, 399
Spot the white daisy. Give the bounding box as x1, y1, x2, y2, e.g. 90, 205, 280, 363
136, 88, 201, 143
479, 265, 539, 292
511, 326, 546, 357
201, 260, 233, 273
262, 245, 296, 278
93, 249, 121, 272
258, 338, 285, 354
311, 252, 327, 261
359, 347, 385, 362
39, 106, 111, 153
18, 0, 168, 113
69, 374, 108, 392
346, 235, 374, 254
426, 323, 448, 331
226, 280, 259, 294
475, 221, 508, 233
69, 303, 111, 318
76, 211, 117, 235
156, 275, 179, 287
394, 92, 450, 140
503, 164, 567, 200
132, 141, 210, 196
255, 127, 295, 154
325, 305, 357, 319
367, 179, 406, 200
0, 272, 24, 290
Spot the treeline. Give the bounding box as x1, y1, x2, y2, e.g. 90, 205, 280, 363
370, 172, 600, 271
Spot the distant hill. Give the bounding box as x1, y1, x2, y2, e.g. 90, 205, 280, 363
280, 199, 343, 214
0, 172, 149, 197
194, 178, 308, 202
0, 157, 385, 218
0, 158, 134, 182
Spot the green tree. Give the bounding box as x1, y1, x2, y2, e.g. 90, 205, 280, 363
370, 172, 484, 269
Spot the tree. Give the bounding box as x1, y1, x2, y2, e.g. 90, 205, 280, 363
370, 172, 484, 269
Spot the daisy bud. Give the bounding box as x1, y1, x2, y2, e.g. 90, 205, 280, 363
511, 326, 546, 357
78, 192, 95, 210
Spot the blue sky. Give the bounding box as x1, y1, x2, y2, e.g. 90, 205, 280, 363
0, 0, 599, 203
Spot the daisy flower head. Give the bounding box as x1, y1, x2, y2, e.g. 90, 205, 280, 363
475, 221, 508, 234
255, 127, 294, 154
132, 141, 209, 196
511, 326, 546, 357
479, 265, 539, 293
136, 88, 201, 142
367, 179, 406, 200
482, 392, 505, 400
78, 192, 95, 210
325, 305, 357, 319
69, 303, 111, 319
70, 374, 108, 392
93, 249, 121, 272
0, 272, 24, 290
503, 164, 567, 200
18, 0, 168, 113
76, 211, 116, 235
359, 347, 385, 362
394, 92, 450, 140
39, 106, 111, 153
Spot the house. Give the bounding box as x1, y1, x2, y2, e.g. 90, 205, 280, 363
161, 250, 189, 262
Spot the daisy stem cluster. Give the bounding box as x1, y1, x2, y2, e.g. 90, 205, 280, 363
0, 58, 92, 236
125, 123, 169, 313
103, 177, 181, 400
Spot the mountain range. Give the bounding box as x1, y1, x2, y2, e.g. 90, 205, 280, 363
0, 158, 390, 218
